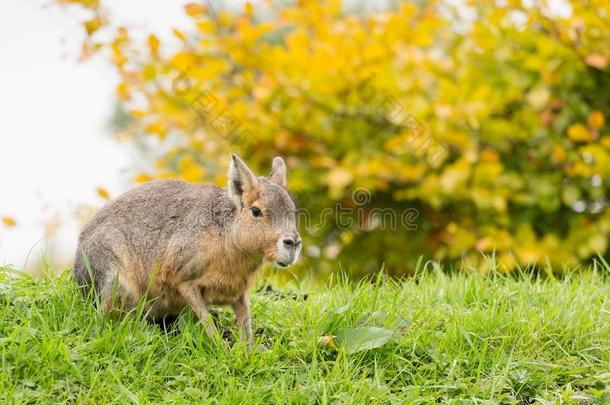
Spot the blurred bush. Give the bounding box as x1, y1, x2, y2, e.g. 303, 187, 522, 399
62, 0, 610, 275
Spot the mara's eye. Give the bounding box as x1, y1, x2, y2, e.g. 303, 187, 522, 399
250, 207, 263, 217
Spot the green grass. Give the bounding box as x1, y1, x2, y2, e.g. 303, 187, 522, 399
1, 265, 609, 404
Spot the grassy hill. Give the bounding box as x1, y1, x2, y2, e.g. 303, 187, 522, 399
0, 264, 609, 403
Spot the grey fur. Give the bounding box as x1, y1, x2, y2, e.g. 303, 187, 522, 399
74, 155, 300, 347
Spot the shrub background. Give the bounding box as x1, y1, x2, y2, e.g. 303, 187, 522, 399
61, 0, 610, 276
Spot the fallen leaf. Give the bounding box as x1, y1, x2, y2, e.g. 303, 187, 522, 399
318, 335, 336, 349
334, 327, 393, 353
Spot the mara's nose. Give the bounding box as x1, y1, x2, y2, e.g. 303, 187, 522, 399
283, 237, 302, 248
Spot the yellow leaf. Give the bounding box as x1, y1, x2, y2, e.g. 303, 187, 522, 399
96, 187, 110, 200
475, 236, 494, 252
142, 64, 156, 81
525, 86, 550, 110
551, 144, 566, 163
196, 21, 216, 33
147, 34, 160, 56
116, 82, 130, 101
130, 109, 146, 118
115, 26, 128, 42
480, 150, 499, 162
84, 16, 103, 36
340, 231, 353, 244
179, 156, 204, 181
146, 121, 168, 138
245, 1, 254, 17
172, 29, 187, 42
184, 3, 206, 17
585, 53, 608, 70
134, 173, 153, 183
1, 217, 16, 227
567, 123, 592, 142
441, 159, 470, 192
218, 10, 233, 27
326, 167, 353, 194
587, 110, 605, 130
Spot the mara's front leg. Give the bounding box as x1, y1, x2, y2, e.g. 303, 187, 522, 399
231, 294, 253, 349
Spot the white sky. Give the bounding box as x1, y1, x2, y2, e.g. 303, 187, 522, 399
0, 0, 189, 271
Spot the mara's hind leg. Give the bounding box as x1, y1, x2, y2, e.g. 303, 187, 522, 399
98, 271, 139, 320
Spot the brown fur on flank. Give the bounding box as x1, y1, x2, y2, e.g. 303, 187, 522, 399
74, 154, 301, 347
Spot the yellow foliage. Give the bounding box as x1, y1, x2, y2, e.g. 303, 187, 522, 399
60, 0, 610, 274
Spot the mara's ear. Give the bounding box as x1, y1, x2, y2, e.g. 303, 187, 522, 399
228, 153, 258, 206
270, 156, 287, 188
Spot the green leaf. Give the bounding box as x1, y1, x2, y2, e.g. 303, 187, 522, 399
334, 327, 393, 353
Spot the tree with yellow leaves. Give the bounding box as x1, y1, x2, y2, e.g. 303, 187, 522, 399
59, 0, 610, 275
